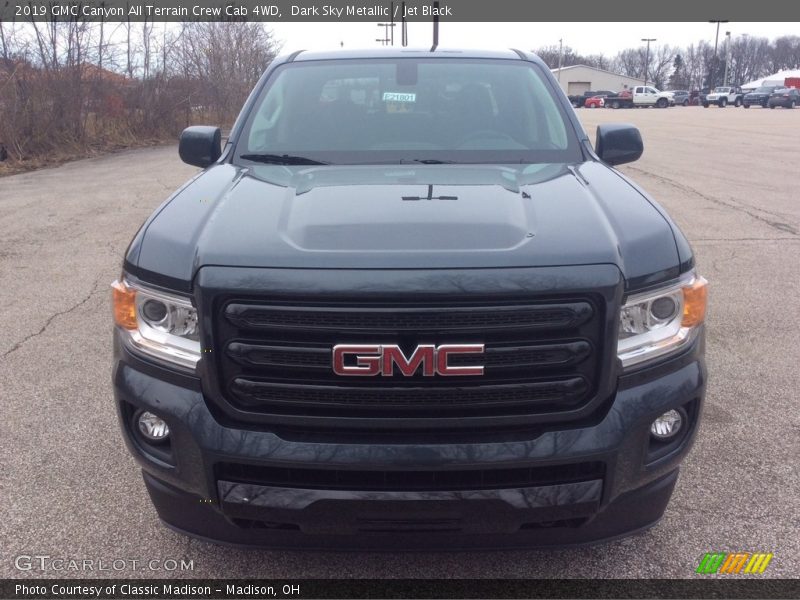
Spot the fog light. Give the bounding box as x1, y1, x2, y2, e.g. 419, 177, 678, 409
650, 409, 683, 441
137, 411, 170, 442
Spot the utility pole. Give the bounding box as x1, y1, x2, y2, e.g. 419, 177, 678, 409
723, 30, 731, 86
557, 38, 563, 82
641, 38, 656, 87
709, 20, 729, 87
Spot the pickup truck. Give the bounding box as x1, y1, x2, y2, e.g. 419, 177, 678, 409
568, 89, 616, 108
112, 48, 707, 549
703, 86, 744, 108
605, 86, 675, 108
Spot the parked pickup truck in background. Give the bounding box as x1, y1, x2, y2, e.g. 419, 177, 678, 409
703, 86, 744, 108
606, 86, 674, 109
112, 48, 707, 550
568, 90, 616, 108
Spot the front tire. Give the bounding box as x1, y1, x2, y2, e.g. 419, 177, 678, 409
734, 98, 742, 107
790, 100, 796, 109
719, 98, 727, 107
743, 104, 750, 108
683, 99, 689, 106
703, 102, 709, 108
657, 98, 668, 108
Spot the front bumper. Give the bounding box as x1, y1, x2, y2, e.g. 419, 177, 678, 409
113, 330, 706, 549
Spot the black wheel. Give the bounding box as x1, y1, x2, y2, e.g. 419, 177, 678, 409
791, 100, 796, 109
611, 100, 621, 109
770, 104, 775, 109
734, 98, 742, 107
703, 102, 709, 108
571, 100, 580, 108
657, 98, 668, 108
683, 99, 689, 106
743, 104, 750, 108
719, 98, 727, 107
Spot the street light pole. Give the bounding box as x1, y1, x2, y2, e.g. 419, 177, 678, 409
723, 31, 731, 86
641, 38, 656, 87
709, 20, 729, 87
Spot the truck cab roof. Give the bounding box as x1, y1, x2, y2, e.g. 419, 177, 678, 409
289, 47, 526, 62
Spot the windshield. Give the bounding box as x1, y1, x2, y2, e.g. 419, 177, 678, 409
713, 87, 730, 93
754, 87, 774, 93
235, 58, 581, 165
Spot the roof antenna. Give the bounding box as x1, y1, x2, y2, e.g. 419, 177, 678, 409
401, 1, 408, 46
430, 1, 439, 51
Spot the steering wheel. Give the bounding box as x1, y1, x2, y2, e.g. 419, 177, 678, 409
457, 129, 518, 147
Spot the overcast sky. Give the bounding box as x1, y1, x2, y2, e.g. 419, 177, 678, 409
271, 22, 798, 56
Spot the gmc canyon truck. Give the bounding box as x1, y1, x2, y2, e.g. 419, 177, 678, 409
112, 48, 707, 549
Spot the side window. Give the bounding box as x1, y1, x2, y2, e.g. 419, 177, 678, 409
635, 87, 643, 94
646, 87, 657, 94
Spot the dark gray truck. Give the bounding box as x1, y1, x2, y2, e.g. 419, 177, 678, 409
112, 48, 707, 549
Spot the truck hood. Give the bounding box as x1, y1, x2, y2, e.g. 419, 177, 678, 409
129, 162, 680, 286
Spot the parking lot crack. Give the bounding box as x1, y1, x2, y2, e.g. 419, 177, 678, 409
1, 278, 104, 359
626, 166, 800, 237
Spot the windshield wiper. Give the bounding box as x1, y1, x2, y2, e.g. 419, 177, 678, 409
239, 153, 330, 165
407, 158, 456, 164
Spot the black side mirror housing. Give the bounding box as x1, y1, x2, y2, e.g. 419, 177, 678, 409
179, 126, 222, 168
595, 123, 643, 166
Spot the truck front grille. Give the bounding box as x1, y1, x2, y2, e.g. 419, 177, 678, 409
212, 297, 605, 429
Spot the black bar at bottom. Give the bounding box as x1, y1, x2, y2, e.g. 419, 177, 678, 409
2, 579, 798, 600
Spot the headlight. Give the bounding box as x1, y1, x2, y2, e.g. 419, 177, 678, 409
112, 278, 200, 369
617, 272, 707, 369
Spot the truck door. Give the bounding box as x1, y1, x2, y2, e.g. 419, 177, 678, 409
634, 86, 654, 105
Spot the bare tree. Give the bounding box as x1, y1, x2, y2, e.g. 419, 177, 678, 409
175, 22, 281, 123
649, 45, 675, 89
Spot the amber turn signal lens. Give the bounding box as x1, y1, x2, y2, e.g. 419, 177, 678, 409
112, 280, 137, 330
681, 276, 708, 327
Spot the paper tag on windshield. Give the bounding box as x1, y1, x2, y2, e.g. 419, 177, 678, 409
383, 92, 416, 103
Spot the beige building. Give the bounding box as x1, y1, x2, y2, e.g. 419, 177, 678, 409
551, 65, 646, 96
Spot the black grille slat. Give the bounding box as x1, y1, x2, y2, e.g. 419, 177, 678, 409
224, 302, 592, 332
230, 377, 589, 412
226, 340, 592, 372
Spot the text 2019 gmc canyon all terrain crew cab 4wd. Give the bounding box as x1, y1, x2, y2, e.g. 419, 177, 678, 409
112, 48, 707, 549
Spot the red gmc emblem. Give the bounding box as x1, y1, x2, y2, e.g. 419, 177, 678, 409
332, 344, 485, 377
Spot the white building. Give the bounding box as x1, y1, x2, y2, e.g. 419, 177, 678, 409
741, 69, 800, 91
550, 65, 646, 96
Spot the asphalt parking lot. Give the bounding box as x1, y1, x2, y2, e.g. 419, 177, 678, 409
1, 106, 799, 579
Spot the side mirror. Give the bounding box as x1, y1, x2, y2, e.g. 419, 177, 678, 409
179, 126, 222, 168
595, 123, 643, 166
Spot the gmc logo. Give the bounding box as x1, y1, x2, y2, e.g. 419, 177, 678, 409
332, 344, 485, 377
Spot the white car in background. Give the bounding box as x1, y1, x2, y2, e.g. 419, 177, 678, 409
703, 86, 744, 107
